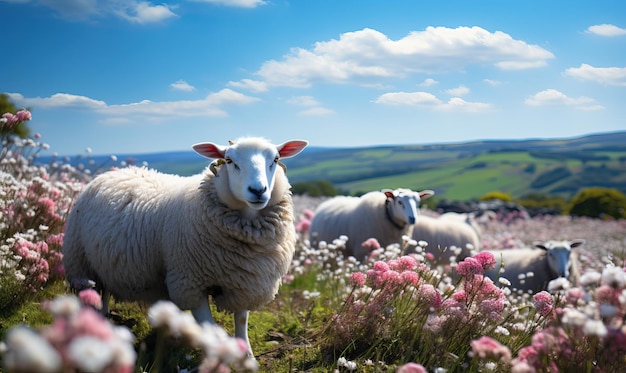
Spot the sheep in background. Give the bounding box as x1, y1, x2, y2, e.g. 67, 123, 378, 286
439, 210, 496, 237
309, 188, 434, 262
411, 214, 480, 267
482, 239, 585, 294
62, 137, 308, 357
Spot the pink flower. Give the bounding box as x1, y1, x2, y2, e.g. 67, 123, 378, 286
474, 251, 497, 270
470, 336, 512, 362
295, 219, 311, 233
532, 291, 553, 317
389, 256, 418, 272
79, 289, 103, 310
417, 284, 442, 310
373, 261, 389, 272
397, 362, 427, 373
15, 109, 32, 122
424, 252, 435, 262
456, 257, 484, 278
303, 209, 314, 220
2, 112, 18, 126
401, 271, 419, 286
350, 272, 366, 287
361, 238, 381, 250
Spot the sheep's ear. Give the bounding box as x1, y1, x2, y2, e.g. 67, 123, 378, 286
569, 239, 586, 249
277, 140, 308, 159
419, 190, 435, 200
192, 142, 227, 159
535, 242, 548, 251
382, 189, 395, 199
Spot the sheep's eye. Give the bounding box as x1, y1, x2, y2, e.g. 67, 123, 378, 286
274, 156, 279, 163
224, 158, 232, 164
398, 200, 404, 207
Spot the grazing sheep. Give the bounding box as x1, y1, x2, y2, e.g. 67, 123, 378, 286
309, 188, 434, 262
411, 215, 480, 267
482, 239, 585, 294
439, 210, 495, 237
62, 137, 308, 356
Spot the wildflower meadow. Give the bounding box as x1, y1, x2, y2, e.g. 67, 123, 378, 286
1, 111, 626, 372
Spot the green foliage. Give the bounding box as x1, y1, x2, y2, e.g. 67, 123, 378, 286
516, 193, 568, 214
479, 191, 512, 202
291, 179, 338, 197
566, 187, 626, 219
0, 93, 30, 138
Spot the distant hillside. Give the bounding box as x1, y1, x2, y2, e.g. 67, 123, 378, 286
42, 131, 626, 201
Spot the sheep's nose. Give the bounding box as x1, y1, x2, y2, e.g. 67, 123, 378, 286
248, 186, 267, 198
408, 216, 416, 224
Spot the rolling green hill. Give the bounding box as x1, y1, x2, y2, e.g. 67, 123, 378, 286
283, 131, 626, 200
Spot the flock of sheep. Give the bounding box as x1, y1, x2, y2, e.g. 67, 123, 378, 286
61, 136, 584, 359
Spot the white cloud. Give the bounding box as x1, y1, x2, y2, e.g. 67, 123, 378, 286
524, 89, 602, 110
256, 26, 554, 88
227, 79, 268, 93
586, 24, 626, 37
8, 89, 260, 119
483, 79, 502, 86
420, 78, 438, 87
444, 85, 470, 96
7, 92, 106, 109
170, 80, 196, 92
374, 91, 491, 112
189, 0, 266, 8
287, 96, 319, 107
438, 97, 492, 113
564, 64, 626, 86
298, 107, 334, 116
375, 91, 441, 106
15, 0, 177, 23
286, 96, 333, 116
114, 1, 177, 24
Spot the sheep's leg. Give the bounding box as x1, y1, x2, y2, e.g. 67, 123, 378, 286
102, 289, 110, 316
235, 310, 253, 357
192, 302, 215, 325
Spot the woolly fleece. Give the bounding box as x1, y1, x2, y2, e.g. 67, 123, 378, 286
62, 165, 296, 313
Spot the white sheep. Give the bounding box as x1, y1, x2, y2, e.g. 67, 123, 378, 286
411, 214, 480, 267
62, 137, 308, 356
308, 188, 434, 262
439, 211, 493, 237
482, 239, 585, 294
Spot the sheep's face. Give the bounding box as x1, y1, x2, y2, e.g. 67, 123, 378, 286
193, 137, 308, 211
546, 246, 572, 278
224, 144, 281, 209
383, 188, 435, 226
538, 239, 585, 278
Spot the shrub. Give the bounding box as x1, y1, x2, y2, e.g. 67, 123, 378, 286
516, 193, 568, 214
566, 187, 626, 219
479, 191, 512, 202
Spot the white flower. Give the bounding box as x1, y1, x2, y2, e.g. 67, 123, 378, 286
337, 356, 357, 371
547, 277, 570, 292
46, 295, 81, 317
562, 308, 587, 327
2, 326, 62, 373
68, 336, 114, 372
498, 277, 511, 286
602, 266, 626, 288
583, 319, 608, 338
580, 271, 602, 287
148, 300, 181, 328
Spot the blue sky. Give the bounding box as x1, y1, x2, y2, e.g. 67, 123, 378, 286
2, 0, 626, 156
